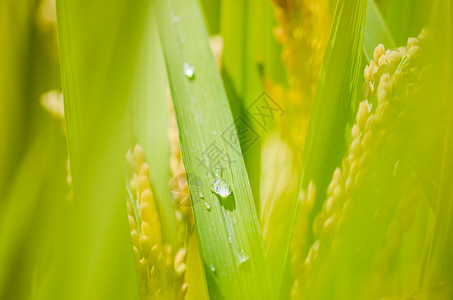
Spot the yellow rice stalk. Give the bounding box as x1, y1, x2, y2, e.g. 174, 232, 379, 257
261, 0, 330, 235
260, 0, 331, 289
126, 145, 187, 299
270, 0, 331, 150
261, 0, 331, 227
291, 30, 433, 299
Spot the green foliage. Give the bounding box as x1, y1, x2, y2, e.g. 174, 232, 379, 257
1, 0, 452, 299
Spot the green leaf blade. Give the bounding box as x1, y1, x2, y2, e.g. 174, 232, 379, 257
296, 0, 368, 262
55, 0, 152, 298
152, 0, 271, 298
364, 0, 396, 61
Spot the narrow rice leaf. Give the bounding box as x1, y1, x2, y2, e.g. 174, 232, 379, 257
55, 0, 151, 297
385, 0, 434, 46
0, 127, 56, 296
0, 0, 33, 197
0, 2, 66, 297
417, 1, 453, 295
1, 120, 67, 299
297, 0, 367, 246
129, 14, 176, 246
287, 1, 367, 294
152, 0, 271, 299
220, 0, 266, 208
220, 0, 246, 106
363, 0, 396, 61
200, 0, 221, 35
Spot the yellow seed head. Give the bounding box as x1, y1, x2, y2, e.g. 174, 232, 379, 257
292, 31, 431, 299
131, 230, 140, 248
374, 44, 385, 62
127, 144, 187, 298
128, 215, 137, 231
140, 234, 151, 257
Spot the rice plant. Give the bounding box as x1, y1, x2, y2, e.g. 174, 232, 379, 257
1, 0, 452, 299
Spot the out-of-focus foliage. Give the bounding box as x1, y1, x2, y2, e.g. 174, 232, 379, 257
1, 0, 452, 299
294, 31, 447, 299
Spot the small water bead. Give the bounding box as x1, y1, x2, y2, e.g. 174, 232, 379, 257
238, 249, 249, 265
211, 163, 232, 198
172, 15, 181, 23
210, 265, 216, 272
183, 63, 195, 79
214, 163, 224, 177
199, 192, 204, 199
204, 202, 211, 211
212, 177, 232, 198
170, 10, 181, 24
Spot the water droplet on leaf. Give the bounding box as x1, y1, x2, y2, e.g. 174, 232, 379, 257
214, 162, 224, 177
237, 249, 249, 265
204, 202, 211, 211
183, 63, 195, 79
210, 265, 216, 272
172, 15, 181, 23
212, 178, 232, 198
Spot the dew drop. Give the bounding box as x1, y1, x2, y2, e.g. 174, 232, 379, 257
183, 63, 195, 79
199, 192, 204, 199
214, 162, 224, 177
210, 265, 216, 272
172, 15, 181, 23
211, 177, 232, 198
237, 249, 250, 265
204, 202, 211, 211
